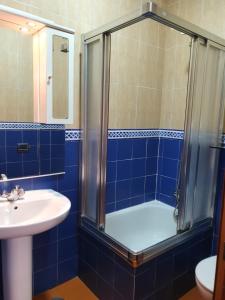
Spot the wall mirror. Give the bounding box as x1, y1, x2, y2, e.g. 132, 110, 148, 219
0, 5, 75, 180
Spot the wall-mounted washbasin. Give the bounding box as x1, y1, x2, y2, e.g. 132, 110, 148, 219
0, 189, 71, 239
1, 189, 71, 300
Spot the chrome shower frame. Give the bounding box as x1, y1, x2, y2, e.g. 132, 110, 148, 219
81, 1, 225, 266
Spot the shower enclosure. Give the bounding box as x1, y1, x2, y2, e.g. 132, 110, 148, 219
80, 1, 225, 266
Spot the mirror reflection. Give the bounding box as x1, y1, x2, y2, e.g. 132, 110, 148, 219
52, 35, 69, 120
0, 20, 70, 180
0, 26, 33, 122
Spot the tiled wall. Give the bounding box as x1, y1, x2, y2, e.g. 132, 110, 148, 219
109, 13, 190, 131
0, 135, 80, 296
79, 226, 212, 300
157, 137, 183, 207
106, 137, 157, 213
0, 126, 65, 178
106, 129, 183, 213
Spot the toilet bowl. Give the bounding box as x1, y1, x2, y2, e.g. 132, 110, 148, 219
195, 256, 217, 300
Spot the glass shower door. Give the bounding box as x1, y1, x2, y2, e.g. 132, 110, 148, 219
178, 39, 225, 231
81, 35, 104, 224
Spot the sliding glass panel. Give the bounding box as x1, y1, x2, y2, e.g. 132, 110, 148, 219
191, 43, 225, 226
179, 40, 225, 230
82, 36, 103, 222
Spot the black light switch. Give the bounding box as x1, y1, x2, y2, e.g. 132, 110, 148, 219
17, 143, 31, 153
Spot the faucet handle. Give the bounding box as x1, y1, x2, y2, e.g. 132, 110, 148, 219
18, 187, 25, 198
14, 185, 25, 198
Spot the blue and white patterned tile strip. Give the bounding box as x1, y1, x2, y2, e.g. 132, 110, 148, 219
65, 129, 184, 141
0, 122, 64, 130
2, 126, 224, 143
158, 129, 184, 139
108, 129, 159, 139
65, 129, 81, 141
108, 129, 184, 140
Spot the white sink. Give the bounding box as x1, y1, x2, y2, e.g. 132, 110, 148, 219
0, 189, 71, 239
1, 189, 71, 300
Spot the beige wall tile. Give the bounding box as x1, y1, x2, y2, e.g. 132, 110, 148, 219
136, 87, 161, 128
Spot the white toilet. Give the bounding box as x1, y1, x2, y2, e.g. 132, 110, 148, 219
195, 256, 217, 300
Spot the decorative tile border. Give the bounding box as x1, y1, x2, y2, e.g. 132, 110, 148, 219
3, 126, 224, 143
65, 129, 81, 141
158, 129, 184, 140
0, 122, 64, 130
108, 129, 184, 140
108, 129, 159, 139
65, 129, 184, 141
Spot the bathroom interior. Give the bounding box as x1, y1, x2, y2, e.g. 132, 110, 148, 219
0, 0, 225, 300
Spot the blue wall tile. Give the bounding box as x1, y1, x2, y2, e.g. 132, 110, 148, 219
0, 147, 6, 164
58, 165, 79, 191
147, 138, 159, 157
116, 179, 131, 201
23, 146, 38, 162
40, 145, 50, 160
51, 130, 65, 145
118, 139, 132, 160
23, 130, 38, 145
6, 147, 22, 163
33, 176, 58, 190
131, 177, 145, 197
159, 158, 178, 179
106, 182, 116, 204
33, 228, 57, 249
106, 202, 115, 213
145, 175, 156, 194
6, 130, 22, 146
24, 161, 39, 176
116, 199, 131, 210
7, 162, 23, 178
0, 130, 6, 147
107, 139, 118, 162
107, 161, 117, 182
34, 265, 58, 295
159, 176, 177, 197
160, 138, 180, 160
58, 256, 78, 284
146, 157, 157, 175
65, 140, 80, 166
117, 160, 132, 180
58, 236, 78, 262
133, 138, 146, 158
130, 195, 145, 206
58, 212, 78, 240
33, 242, 57, 272
40, 130, 50, 145
132, 158, 146, 177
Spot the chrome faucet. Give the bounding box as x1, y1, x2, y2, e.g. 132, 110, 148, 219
1, 185, 25, 201
0, 174, 8, 181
